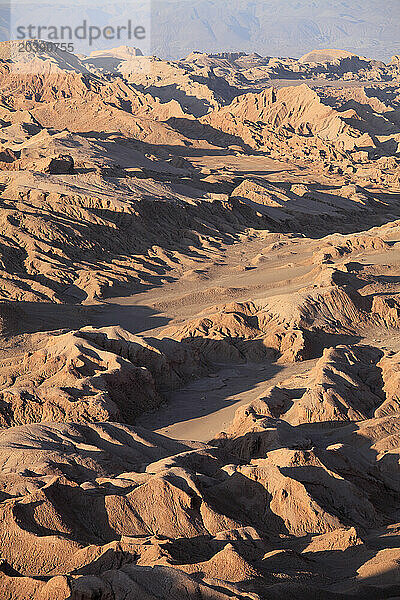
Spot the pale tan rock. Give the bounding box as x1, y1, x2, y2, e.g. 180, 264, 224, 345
0, 40, 400, 600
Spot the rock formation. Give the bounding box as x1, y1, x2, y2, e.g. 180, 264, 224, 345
0, 42, 400, 598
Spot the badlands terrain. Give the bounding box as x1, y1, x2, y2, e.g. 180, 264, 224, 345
0, 42, 400, 598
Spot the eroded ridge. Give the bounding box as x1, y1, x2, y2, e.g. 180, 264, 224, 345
1, 42, 400, 599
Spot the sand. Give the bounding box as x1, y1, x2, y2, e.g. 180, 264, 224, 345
1, 42, 400, 599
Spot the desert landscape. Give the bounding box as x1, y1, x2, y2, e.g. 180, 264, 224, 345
0, 37, 400, 599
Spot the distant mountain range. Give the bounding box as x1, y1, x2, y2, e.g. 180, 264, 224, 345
151, 0, 400, 61
2, 0, 400, 62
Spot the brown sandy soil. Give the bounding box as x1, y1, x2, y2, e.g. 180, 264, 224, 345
1, 43, 400, 599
